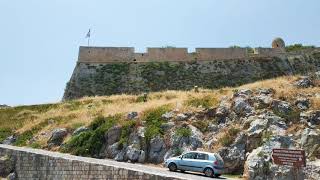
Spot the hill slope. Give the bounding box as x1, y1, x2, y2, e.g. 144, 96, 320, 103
1, 74, 320, 179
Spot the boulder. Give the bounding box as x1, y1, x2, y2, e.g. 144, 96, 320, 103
106, 142, 121, 159
160, 122, 175, 131
104, 126, 122, 146
148, 136, 167, 163
126, 145, 145, 163
47, 128, 68, 146
171, 125, 203, 151
72, 126, 89, 136
233, 89, 253, 98
114, 150, 126, 162
194, 108, 215, 120
161, 112, 175, 121
301, 128, 320, 157
0, 155, 14, 177
127, 112, 138, 120
188, 125, 203, 150
294, 76, 314, 88
207, 124, 219, 132
128, 127, 145, 149
246, 112, 287, 152
243, 136, 296, 180
294, 97, 310, 110
254, 95, 273, 109
256, 88, 274, 95
2, 135, 16, 145
233, 97, 254, 117
300, 110, 320, 126
218, 133, 247, 174
175, 113, 189, 121
271, 100, 293, 117
304, 160, 320, 180
216, 106, 230, 124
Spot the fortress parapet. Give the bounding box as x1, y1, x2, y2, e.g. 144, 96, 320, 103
77, 38, 317, 63
253, 48, 285, 57
196, 48, 247, 60
78, 47, 134, 63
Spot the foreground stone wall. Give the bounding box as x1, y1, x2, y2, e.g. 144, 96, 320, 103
63, 51, 320, 100
0, 145, 180, 180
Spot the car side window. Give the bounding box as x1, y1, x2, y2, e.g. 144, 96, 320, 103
183, 153, 196, 159
196, 153, 208, 160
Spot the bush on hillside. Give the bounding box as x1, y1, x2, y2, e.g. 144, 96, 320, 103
142, 105, 171, 143
185, 95, 218, 108
62, 115, 118, 157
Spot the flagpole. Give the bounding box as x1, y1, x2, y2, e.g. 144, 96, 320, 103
88, 37, 90, 46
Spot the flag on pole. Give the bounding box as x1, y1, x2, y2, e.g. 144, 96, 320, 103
86, 29, 91, 38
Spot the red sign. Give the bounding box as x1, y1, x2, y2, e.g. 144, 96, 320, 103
272, 148, 306, 168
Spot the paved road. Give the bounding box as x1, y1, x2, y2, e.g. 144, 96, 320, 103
1, 145, 235, 180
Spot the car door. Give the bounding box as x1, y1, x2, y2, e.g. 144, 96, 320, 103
194, 153, 210, 172
178, 152, 202, 172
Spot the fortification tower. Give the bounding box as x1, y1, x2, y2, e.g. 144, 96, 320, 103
272, 37, 285, 49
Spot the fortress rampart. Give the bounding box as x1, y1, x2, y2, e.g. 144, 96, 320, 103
78, 46, 287, 63
64, 38, 320, 100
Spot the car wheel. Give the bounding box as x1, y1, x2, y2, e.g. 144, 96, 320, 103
180, 170, 185, 173
204, 167, 214, 177
168, 163, 177, 172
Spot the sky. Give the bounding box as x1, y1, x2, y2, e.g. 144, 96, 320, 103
0, 0, 319, 106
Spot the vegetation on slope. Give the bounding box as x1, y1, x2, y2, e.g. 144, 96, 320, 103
0, 75, 319, 150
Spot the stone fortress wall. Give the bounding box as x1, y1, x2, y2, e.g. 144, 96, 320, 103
78, 46, 286, 63
64, 38, 320, 100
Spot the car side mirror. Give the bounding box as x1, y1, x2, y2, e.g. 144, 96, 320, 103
179, 155, 183, 159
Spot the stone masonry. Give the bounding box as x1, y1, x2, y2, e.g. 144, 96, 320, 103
0, 144, 197, 180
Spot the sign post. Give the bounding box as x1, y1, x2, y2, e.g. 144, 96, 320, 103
272, 148, 306, 180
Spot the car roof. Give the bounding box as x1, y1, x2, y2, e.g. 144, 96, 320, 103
185, 151, 216, 155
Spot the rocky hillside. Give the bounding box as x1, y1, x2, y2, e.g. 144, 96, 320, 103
1, 73, 320, 179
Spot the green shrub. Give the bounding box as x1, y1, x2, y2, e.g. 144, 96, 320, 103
0, 128, 12, 142
175, 127, 192, 137
185, 95, 218, 108
118, 121, 136, 148
62, 115, 117, 157
143, 105, 171, 142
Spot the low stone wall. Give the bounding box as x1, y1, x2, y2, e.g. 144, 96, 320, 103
0, 145, 181, 180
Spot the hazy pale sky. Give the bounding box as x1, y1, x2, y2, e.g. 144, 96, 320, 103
1, 0, 319, 106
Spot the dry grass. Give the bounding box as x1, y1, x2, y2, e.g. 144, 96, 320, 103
1, 75, 319, 147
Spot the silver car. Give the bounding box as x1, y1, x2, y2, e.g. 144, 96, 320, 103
164, 151, 224, 178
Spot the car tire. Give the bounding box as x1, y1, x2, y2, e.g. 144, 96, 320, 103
204, 167, 214, 177
180, 170, 185, 173
168, 163, 177, 172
